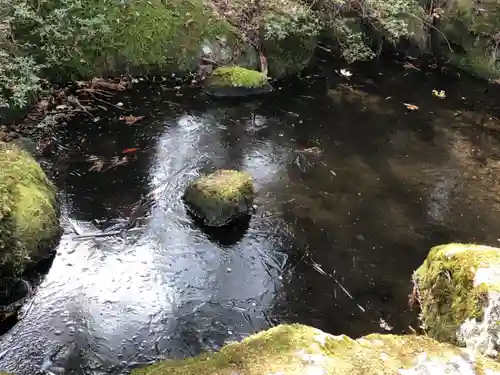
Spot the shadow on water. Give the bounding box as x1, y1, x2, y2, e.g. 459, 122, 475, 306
3, 61, 500, 374
187, 212, 253, 248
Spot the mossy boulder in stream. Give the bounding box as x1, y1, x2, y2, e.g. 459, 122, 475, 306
413, 243, 500, 358
131, 323, 500, 375
203, 66, 272, 97
435, 0, 500, 79
0, 142, 61, 277
183, 170, 255, 227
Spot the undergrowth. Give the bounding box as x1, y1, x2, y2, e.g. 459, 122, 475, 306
0, 0, 479, 110
0, 0, 231, 109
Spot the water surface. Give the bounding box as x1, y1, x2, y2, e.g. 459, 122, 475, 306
1, 62, 500, 374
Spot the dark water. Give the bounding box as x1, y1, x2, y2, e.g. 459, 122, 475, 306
2, 61, 500, 374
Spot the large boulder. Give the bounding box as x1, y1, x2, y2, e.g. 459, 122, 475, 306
131, 323, 500, 375
183, 170, 255, 227
434, 0, 500, 80
203, 66, 273, 97
260, 0, 320, 78
413, 243, 500, 358
0, 142, 61, 277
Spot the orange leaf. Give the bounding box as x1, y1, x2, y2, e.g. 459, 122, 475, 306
403, 103, 419, 110
119, 115, 145, 125
122, 147, 139, 154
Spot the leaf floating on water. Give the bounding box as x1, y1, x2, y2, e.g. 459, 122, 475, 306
119, 115, 145, 125
403, 103, 419, 110
122, 147, 139, 154
432, 89, 446, 99
339, 69, 352, 77
88, 157, 105, 172
109, 156, 129, 169
379, 317, 393, 331
402, 62, 421, 71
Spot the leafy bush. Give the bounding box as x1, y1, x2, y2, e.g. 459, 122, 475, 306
320, 0, 425, 62
0, 0, 434, 109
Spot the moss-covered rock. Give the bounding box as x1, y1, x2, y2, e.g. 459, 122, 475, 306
260, 0, 320, 78
436, 0, 500, 79
262, 33, 318, 79
131, 323, 500, 375
413, 243, 500, 358
25, 0, 245, 79
204, 66, 272, 97
0, 142, 61, 277
183, 170, 255, 227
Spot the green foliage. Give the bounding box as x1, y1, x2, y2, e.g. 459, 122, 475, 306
262, 4, 321, 42
210, 66, 268, 88
0, 0, 233, 108
0, 51, 41, 109
321, 0, 425, 62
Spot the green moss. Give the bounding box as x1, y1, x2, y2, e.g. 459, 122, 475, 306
183, 170, 255, 226
262, 34, 317, 78
0, 142, 60, 276
207, 66, 268, 89
413, 243, 500, 344
33, 0, 239, 78
132, 324, 500, 375
448, 51, 500, 80
438, 0, 500, 80
102, 0, 236, 74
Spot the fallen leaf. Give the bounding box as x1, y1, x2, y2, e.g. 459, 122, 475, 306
339, 69, 352, 77
119, 115, 145, 125
403, 103, 419, 110
122, 147, 139, 154
89, 158, 105, 172
432, 89, 446, 99
402, 62, 421, 71
108, 156, 129, 170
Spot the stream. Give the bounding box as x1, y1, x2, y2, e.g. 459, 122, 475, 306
2, 60, 500, 374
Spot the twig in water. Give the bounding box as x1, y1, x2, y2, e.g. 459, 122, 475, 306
88, 92, 131, 111
67, 218, 84, 235
67, 95, 94, 118
307, 257, 366, 313
72, 227, 145, 240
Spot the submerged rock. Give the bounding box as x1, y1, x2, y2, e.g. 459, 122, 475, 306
0, 142, 61, 277
131, 323, 500, 374
183, 170, 255, 227
413, 243, 500, 358
203, 66, 272, 97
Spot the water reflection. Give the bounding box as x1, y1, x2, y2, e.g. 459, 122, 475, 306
2, 66, 500, 374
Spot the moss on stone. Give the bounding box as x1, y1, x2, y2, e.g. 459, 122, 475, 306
132, 324, 500, 375
262, 34, 317, 78
438, 0, 500, 79
413, 243, 500, 345
45, 0, 239, 78
183, 170, 255, 227
0, 142, 61, 276
207, 66, 269, 89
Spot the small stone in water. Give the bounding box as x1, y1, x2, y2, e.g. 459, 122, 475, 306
356, 234, 365, 241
